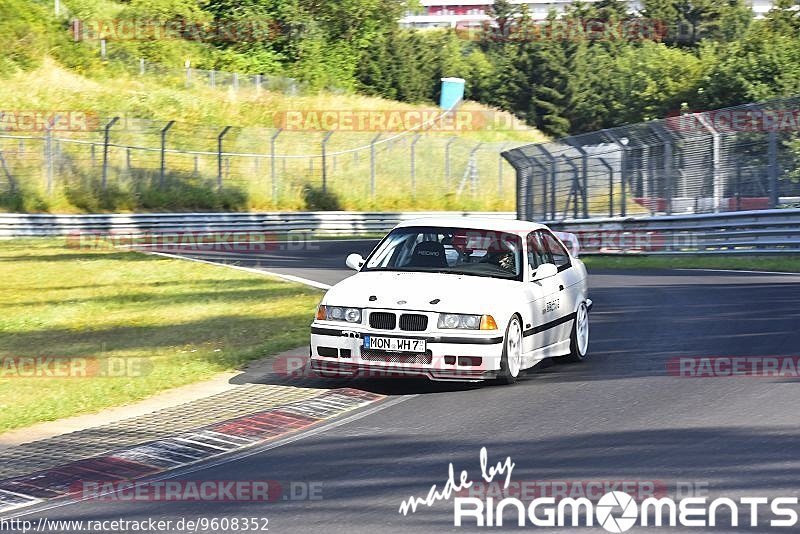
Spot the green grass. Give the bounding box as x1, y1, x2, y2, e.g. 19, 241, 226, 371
0, 238, 322, 433
583, 254, 800, 273
0, 60, 546, 214
0, 0, 547, 213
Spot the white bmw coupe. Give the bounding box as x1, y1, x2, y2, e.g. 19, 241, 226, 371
309, 218, 591, 384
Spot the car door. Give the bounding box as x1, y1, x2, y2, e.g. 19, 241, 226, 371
537, 230, 579, 344
522, 232, 562, 353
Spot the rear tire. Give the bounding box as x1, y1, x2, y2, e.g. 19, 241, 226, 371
496, 315, 523, 384
566, 301, 589, 362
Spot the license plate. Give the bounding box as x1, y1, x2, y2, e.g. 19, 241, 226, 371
362, 336, 426, 353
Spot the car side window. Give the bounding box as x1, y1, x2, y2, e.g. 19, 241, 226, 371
538, 231, 571, 270
526, 232, 547, 269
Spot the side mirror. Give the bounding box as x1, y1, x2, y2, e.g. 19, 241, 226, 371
532, 263, 558, 282
345, 253, 365, 271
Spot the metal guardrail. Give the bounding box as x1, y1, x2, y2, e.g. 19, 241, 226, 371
0, 211, 516, 237
549, 208, 800, 255
3, 209, 798, 255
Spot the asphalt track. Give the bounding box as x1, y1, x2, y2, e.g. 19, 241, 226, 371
7, 240, 800, 533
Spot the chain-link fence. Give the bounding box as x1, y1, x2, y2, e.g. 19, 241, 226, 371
102, 47, 310, 95
0, 113, 517, 211
111, 55, 306, 96
503, 96, 800, 222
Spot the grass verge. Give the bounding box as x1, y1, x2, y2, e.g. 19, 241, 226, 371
0, 238, 322, 433
0, 61, 546, 213
582, 254, 800, 273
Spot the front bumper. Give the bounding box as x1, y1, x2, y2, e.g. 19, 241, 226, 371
309, 324, 504, 382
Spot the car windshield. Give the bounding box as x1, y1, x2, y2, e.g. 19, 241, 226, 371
363, 226, 523, 281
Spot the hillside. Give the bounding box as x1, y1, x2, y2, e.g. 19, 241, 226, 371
0, 1, 546, 212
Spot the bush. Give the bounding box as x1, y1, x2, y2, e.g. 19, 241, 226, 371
302, 184, 341, 210
0, 187, 48, 212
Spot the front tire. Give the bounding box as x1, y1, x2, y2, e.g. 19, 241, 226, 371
496, 315, 523, 384
566, 301, 589, 362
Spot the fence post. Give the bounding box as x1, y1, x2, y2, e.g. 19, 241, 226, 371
565, 141, 589, 218
602, 129, 628, 217
524, 154, 548, 221
411, 134, 422, 197
735, 160, 742, 211
256, 74, 262, 94
0, 150, 17, 193
185, 60, 192, 88
768, 130, 778, 208
537, 146, 558, 220
445, 138, 456, 185
139, 58, 145, 75
217, 126, 232, 189
561, 155, 581, 219
498, 143, 510, 196
469, 143, 482, 196
44, 120, 54, 194
695, 113, 722, 213
596, 157, 615, 217
270, 128, 282, 203
650, 123, 674, 215
101, 116, 120, 191
370, 133, 381, 198
160, 120, 175, 187
321, 131, 334, 191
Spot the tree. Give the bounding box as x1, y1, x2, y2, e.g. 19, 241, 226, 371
696, 21, 800, 108
641, 0, 752, 45
762, 0, 800, 34
523, 13, 572, 137
566, 41, 616, 132
527, 44, 572, 137
483, 0, 519, 48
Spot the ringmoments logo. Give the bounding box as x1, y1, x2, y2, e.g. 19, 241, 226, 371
398, 448, 800, 530
595, 491, 639, 533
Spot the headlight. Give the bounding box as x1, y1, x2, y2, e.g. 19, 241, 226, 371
438, 313, 482, 330
316, 305, 362, 323
344, 308, 361, 323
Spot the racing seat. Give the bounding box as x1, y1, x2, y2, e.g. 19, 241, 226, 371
408, 241, 449, 268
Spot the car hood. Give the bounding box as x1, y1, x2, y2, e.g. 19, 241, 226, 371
322, 271, 521, 314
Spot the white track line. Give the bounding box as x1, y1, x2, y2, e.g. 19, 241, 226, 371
126, 238, 378, 249
676, 268, 800, 276
147, 251, 332, 290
